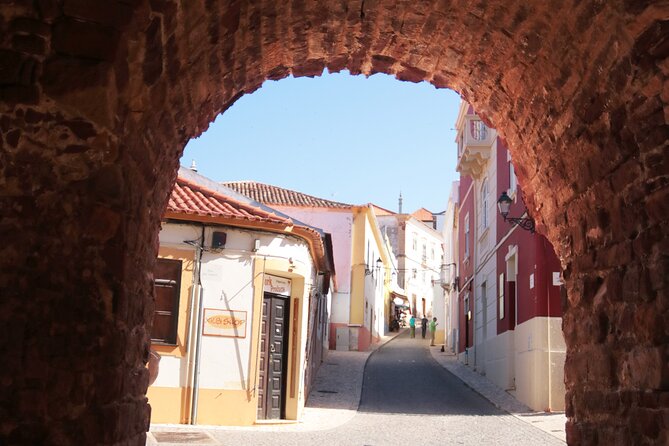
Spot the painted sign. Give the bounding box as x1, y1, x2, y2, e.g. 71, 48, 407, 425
552, 272, 563, 286
263, 275, 292, 296
202, 308, 247, 338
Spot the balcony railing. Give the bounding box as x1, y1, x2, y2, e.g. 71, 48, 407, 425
456, 116, 496, 179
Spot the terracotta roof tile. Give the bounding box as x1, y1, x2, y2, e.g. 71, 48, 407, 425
223, 181, 353, 209
370, 204, 396, 216
167, 177, 293, 225
411, 207, 433, 221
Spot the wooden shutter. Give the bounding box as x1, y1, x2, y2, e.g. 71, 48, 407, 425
152, 258, 182, 344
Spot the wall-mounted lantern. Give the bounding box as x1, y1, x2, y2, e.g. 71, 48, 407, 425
497, 192, 535, 233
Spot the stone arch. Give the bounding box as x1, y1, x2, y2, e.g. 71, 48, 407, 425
0, 1, 667, 444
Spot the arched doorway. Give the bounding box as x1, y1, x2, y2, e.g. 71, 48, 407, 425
0, 1, 666, 444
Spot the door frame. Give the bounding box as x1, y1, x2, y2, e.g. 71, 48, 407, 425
250, 260, 307, 423
257, 292, 291, 420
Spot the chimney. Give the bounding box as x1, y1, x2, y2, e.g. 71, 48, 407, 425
190, 159, 198, 172
398, 192, 403, 214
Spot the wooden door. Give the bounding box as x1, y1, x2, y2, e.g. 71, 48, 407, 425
257, 295, 290, 420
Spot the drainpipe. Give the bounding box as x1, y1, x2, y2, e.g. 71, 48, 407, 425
472, 187, 478, 369
189, 226, 205, 424
251, 256, 267, 399
546, 249, 552, 412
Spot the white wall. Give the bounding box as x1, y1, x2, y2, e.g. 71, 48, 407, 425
402, 218, 444, 318
157, 222, 316, 394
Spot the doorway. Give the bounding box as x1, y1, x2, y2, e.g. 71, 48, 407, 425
257, 294, 290, 420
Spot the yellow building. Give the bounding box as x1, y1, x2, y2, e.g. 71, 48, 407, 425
147, 168, 333, 425
347, 205, 394, 351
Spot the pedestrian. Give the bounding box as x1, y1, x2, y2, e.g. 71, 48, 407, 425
429, 317, 438, 346
421, 315, 428, 339
409, 314, 416, 338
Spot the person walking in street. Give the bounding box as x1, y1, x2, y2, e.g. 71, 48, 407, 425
409, 314, 416, 338
429, 317, 438, 346
421, 316, 428, 339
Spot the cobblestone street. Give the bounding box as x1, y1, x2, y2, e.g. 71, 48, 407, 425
149, 332, 565, 445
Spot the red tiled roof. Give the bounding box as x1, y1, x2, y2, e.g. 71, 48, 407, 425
223, 181, 353, 209
168, 177, 293, 225
411, 207, 433, 221
370, 204, 396, 216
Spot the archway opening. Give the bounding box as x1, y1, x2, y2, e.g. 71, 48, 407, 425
0, 2, 666, 445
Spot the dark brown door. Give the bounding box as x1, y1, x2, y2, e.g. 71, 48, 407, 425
152, 258, 182, 344
257, 295, 290, 420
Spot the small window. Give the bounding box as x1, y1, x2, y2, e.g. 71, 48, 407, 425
499, 273, 505, 320
412, 268, 417, 279
464, 214, 470, 259
464, 293, 470, 319
509, 162, 517, 194
152, 258, 182, 345
481, 179, 489, 229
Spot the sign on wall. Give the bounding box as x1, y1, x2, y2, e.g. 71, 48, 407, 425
202, 308, 247, 338
263, 274, 292, 296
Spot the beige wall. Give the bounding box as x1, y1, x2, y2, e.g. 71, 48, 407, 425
484, 330, 515, 391
514, 317, 566, 411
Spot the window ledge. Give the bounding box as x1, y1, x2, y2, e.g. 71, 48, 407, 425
152, 340, 178, 347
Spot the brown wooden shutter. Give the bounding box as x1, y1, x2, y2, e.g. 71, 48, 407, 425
152, 258, 182, 344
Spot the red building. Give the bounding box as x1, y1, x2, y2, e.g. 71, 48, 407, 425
453, 102, 565, 412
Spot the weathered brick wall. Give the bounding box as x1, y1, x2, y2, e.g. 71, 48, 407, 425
0, 1, 666, 444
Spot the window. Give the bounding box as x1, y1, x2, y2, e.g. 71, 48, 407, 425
464, 213, 470, 259
152, 258, 182, 344
464, 293, 470, 320
412, 268, 417, 280
509, 162, 517, 194
470, 119, 488, 141
422, 243, 427, 262
481, 179, 489, 229
412, 234, 418, 251
430, 245, 435, 261
499, 273, 505, 320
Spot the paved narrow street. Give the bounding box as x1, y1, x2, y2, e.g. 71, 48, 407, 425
150, 332, 565, 445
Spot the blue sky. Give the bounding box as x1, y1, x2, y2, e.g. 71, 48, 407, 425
182, 70, 462, 214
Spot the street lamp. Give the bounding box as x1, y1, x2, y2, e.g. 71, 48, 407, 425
365, 258, 383, 277
497, 191, 535, 233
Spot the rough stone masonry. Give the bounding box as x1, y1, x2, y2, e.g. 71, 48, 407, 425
0, 1, 667, 445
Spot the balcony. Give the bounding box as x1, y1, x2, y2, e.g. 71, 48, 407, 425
456, 116, 496, 179
435, 263, 457, 291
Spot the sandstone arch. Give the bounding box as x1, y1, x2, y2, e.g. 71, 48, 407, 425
0, 1, 667, 444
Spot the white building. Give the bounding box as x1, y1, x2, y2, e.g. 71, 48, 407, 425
377, 210, 444, 321
148, 168, 334, 425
